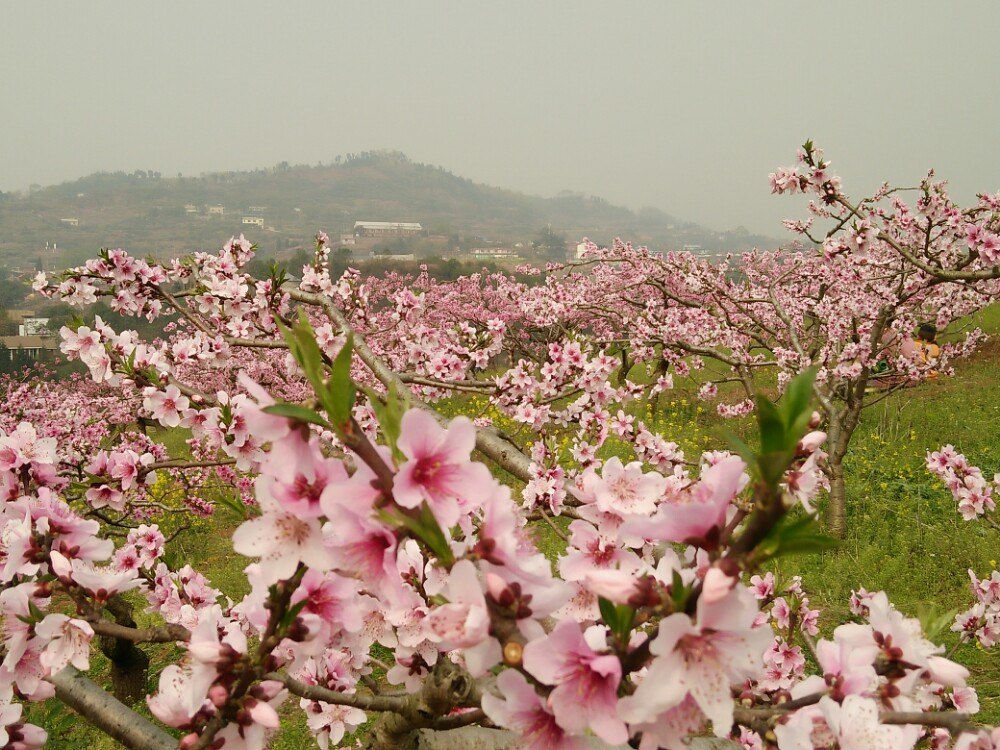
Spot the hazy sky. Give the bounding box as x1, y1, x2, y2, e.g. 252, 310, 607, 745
3, 1, 999, 234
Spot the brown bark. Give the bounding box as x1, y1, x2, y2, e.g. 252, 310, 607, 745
48, 667, 175, 750
823, 390, 863, 539
827, 457, 847, 538
97, 596, 150, 704
364, 660, 481, 750
412, 727, 738, 749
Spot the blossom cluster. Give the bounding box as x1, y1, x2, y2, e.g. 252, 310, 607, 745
927, 445, 998, 521
7, 143, 999, 748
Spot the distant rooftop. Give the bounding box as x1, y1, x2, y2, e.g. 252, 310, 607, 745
1, 335, 57, 349
353, 221, 422, 230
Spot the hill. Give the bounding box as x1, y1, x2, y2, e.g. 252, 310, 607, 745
0, 151, 780, 269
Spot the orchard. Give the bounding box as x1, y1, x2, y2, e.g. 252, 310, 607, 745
1, 144, 999, 749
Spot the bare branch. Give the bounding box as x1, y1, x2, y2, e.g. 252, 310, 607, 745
48, 667, 175, 750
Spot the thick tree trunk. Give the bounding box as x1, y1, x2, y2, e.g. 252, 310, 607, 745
823, 394, 862, 539
98, 596, 150, 704
827, 457, 847, 538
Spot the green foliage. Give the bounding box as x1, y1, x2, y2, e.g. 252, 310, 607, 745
0, 154, 777, 274
363, 381, 410, 463
755, 512, 839, 560
727, 368, 817, 487
277, 313, 356, 431
262, 402, 331, 429
598, 597, 635, 644
382, 503, 455, 567
326, 334, 356, 428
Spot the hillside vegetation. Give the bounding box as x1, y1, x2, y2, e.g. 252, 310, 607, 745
0, 151, 777, 268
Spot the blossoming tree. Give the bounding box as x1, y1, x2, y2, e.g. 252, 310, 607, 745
1, 145, 998, 749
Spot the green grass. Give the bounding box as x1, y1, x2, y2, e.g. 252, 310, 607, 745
32, 306, 1000, 745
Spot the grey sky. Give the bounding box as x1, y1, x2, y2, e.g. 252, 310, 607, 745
2, 1, 999, 234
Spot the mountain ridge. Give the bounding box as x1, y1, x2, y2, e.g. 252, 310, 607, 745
0, 150, 781, 268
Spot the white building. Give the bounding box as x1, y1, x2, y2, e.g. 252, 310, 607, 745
60, 217, 80, 227
18, 318, 50, 336
184, 204, 199, 214
371, 252, 416, 261
470, 247, 519, 260
242, 216, 264, 227
354, 221, 423, 238
207, 205, 225, 216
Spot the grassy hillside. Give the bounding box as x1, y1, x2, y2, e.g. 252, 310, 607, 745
0, 152, 778, 268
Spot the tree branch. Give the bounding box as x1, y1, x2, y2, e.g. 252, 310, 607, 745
48, 667, 176, 750
288, 289, 532, 481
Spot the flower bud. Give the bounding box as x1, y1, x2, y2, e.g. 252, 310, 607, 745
797, 431, 826, 456
208, 685, 228, 707
485, 572, 512, 605
253, 680, 284, 701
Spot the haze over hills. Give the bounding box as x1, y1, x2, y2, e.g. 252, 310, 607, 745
0, 151, 783, 269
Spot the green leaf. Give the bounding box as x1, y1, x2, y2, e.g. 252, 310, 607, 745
277, 315, 357, 431
613, 604, 635, 640
363, 381, 409, 462
755, 512, 839, 560
781, 368, 816, 426
278, 312, 326, 396
670, 568, 689, 612
781, 368, 818, 447
384, 504, 455, 567
723, 429, 757, 469
214, 491, 252, 521
755, 399, 786, 456
758, 450, 795, 488
597, 597, 635, 642
414, 503, 454, 566
263, 402, 331, 428
915, 604, 959, 641
27, 599, 45, 622
598, 597, 619, 631
748, 369, 818, 487
325, 334, 356, 428
279, 599, 310, 631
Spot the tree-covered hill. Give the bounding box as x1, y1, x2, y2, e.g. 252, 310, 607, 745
0, 151, 779, 268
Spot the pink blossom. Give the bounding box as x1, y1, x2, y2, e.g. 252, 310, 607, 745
581, 456, 666, 517
522, 621, 627, 744
815, 695, 914, 748
142, 385, 190, 428
426, 560, 500, 676
481, 670, 587, 750
232, 484, 335, 585
147, 665, 208, 727
631, 455, 747, 544
49, 551, 142, 602
394, 409, 493, 527
619, 585, 771, 737
34, 614, 94, 673
750, 572, 775, 600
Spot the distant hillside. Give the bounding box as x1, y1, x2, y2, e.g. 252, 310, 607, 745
0, 151, 780, 269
